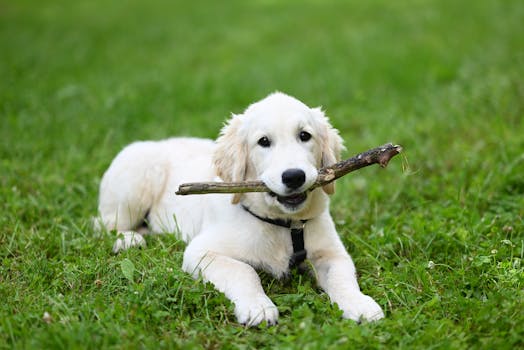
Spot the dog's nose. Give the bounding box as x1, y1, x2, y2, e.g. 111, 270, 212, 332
282, 169, 306, 190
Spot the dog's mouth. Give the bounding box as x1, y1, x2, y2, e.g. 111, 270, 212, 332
269, 191, 308, 208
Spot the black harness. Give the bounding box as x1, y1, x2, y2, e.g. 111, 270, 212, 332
242, 205, 308, 269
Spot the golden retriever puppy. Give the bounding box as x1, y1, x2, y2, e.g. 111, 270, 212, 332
96, 92, 384, 326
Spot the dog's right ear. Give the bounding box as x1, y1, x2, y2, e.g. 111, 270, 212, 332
213, 114, 248, 204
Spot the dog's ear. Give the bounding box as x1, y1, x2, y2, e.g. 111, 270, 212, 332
311, 107, 345, 195
213, 114, 248, 204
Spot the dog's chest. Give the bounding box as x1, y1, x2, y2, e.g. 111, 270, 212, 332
250, 226, 294, 277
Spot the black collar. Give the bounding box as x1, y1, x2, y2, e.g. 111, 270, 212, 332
242, 205, 308, 269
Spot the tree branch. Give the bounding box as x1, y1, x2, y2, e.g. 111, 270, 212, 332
176, 143, 402, 195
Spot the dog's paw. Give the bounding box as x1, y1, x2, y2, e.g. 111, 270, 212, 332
112, 231, 146, 253
234, 294, 279, 327
341, 293, 384, 323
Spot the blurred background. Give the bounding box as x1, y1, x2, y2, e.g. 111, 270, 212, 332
2, 0, 523, 221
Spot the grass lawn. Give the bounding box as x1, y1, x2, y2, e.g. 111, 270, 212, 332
1, 0, 523, 348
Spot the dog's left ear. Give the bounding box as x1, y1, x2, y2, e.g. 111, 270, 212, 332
213, 113, 248, 204
311, 107, 345, 195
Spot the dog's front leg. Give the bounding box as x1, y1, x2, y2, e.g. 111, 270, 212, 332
182, 242, 278, 327
311, 251, 384, 322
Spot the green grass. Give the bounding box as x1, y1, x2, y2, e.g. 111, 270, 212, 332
1, 0, 523, 348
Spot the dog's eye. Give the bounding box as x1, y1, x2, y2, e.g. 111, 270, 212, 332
299, 131, 312, 142
257, 136, 271, 148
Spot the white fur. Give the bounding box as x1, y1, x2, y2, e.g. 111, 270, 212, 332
97, 92, 384, 326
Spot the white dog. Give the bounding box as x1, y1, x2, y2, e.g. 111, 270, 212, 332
97, 92, 384, 326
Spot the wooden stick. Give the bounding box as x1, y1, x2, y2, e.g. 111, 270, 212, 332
176, 143, 402, 195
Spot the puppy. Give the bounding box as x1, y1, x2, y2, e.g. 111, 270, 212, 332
96, 92, 384, 326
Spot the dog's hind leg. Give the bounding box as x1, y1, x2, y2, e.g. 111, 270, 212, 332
97, 186, 151, 253
95, 141, 169, 253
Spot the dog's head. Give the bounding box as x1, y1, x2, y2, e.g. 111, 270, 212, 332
214, 92, 344, 220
